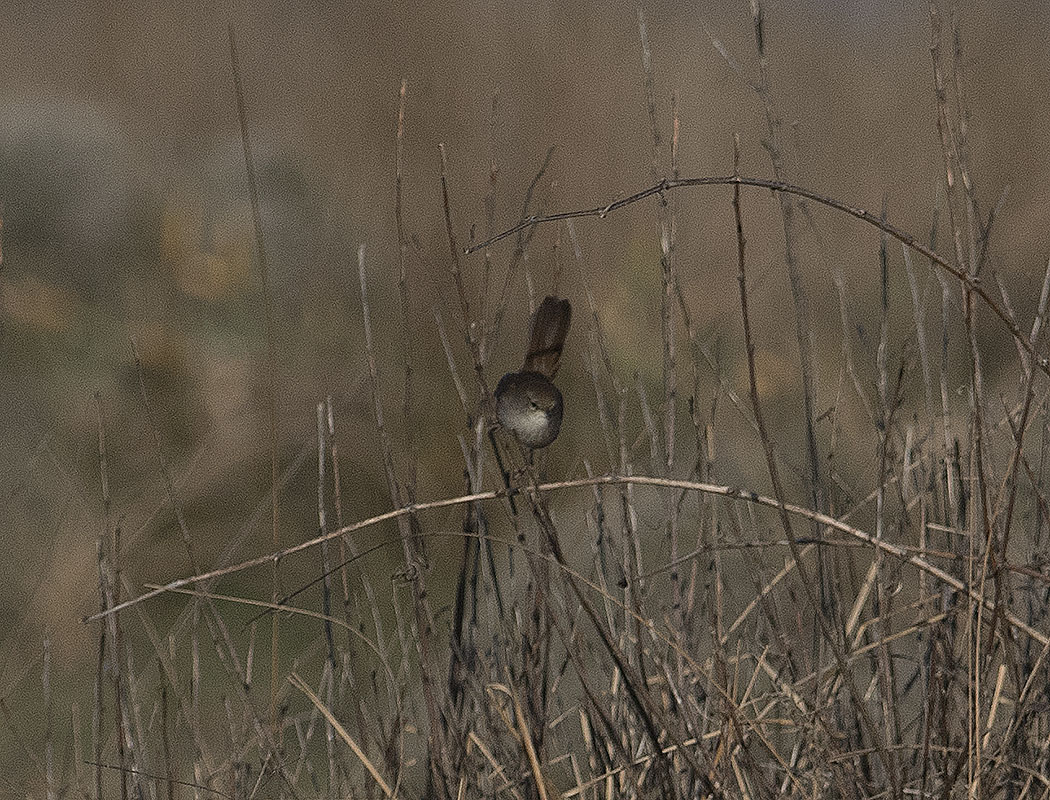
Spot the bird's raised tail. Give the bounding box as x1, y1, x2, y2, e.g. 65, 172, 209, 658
523, 296, 572, 378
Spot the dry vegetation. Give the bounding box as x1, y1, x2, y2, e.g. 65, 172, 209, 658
5, 2, 1050, 799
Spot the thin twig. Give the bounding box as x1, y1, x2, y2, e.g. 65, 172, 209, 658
465, 174, 1047, 375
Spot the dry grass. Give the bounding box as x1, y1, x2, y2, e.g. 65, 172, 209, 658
8, 2, 1050, 799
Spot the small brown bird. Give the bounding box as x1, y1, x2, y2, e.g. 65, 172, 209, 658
495, 296, 572, 448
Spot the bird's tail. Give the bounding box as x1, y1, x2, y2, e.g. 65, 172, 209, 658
523, 296, 572, 378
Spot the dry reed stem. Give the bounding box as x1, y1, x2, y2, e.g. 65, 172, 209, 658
227, 25, 283, 734
289, 672, 397, 798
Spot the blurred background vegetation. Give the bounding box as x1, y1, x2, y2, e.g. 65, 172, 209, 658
2, 0, 1050, 794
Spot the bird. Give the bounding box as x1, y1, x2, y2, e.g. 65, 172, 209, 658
494, 296, 572, 449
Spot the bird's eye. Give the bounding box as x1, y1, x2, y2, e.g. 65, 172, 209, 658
529, 400, 538, 410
